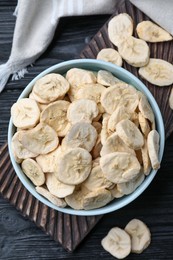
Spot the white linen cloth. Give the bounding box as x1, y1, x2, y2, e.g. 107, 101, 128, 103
0, 0, 172, 92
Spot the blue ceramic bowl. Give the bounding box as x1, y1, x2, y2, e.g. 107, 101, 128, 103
8, 59, 165, 216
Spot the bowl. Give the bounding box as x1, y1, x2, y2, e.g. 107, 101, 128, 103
8, 59, 165, 216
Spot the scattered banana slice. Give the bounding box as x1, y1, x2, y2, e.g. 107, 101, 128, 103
100, 152, 141, 183
108, 13, 133, 47
55, 148, 92, 185
21, 158, 45, 186
147, 130, 160, 170
97, 48, 123, 67
62, 122, 97, 152
67, 99, 98, 124
136, 21, 173, 42
101, 227, 131, 259
138, 94, 155, 123
100, 132, 135, 157
117, 172, 145, 195
11, 98, 40, 129
101, 84, 139, 114
21, 123, 59, 155
83, 188, 112, 210
12, 131, 38, 159
32, 73, 70, 103
36, 146, 63, 173
169, 88, 173, 110
139, 58, 173, 86
45, 173, 75, 198
116, 119, 144, 150
36, 186, 67, 208
83, 165, 113, 191
118, 36, 150, 67
40, 100, 71, 137
66, 68, 96, 101
65, 185, 89, 210
97, 70, 120, 86
138, 112, 150, 137
107, 106, 131, 133
141, 139, 151, 175
125, 219, 151, 253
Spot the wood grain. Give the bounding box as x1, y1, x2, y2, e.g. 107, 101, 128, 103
80, 0, 173, 139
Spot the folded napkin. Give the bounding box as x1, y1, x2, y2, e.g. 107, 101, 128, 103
0, 0, 172, 92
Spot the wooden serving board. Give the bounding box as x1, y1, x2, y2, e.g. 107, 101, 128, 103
80, 0, 173, 139
0, 143, 102, 252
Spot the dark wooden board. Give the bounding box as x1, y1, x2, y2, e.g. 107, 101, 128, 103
0, 143, 102, 252
80, 0, 173, 139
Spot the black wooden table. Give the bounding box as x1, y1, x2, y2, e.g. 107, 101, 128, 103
0, 1, 173, 259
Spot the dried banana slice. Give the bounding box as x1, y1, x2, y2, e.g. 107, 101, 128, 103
40, 100, 71, 137
101, 84, 139, 114
100, 113, 111, 144
141, 139, 151, 175
109, 185, 124, 198
21, 158, 45, 186
32, 73, 70, 103
147, 130, 160, 170
116, 119, 144, 150
11, 98, 40, 129
117, 172, 145, 195
92, 157, 100, 168
67, 99, 98, 124
97, 48, 123, 67
12, 131, 38, 159
138, 112, 150, 137
108, 13, 133, 47
97, 70, 120, 87
92, 121, 102, 134
36, 146, 63, 173
91, 134, 102, 159
45, 173, 75, 198
136, 21, 172, 42
138, 94, 154, 123
169, 88, 173, 110
101, 227, 131, 259
100, 152, 141, 184
66, 68, 96, 101
83, 165, 113, 191
55, 148, 92, 185
65, 185, 89, 210
21, 123, 59, 155
125, 219, 151, 253
101, 132, 135, 157
36, 186, 66, 208
107, 106, 131, 133
83, 188, 112, 210
75, 83, 106, 114
139, 58, 173, 86
62, 122, 97, 152
118, 36, 150, 67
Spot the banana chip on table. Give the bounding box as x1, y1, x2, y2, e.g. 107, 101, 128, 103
101, 227, 131, 259
125, 219, 151, 253
11, 98, 40, 129
118, 36, 150, 67
139, 58, 173, 86
97, 48, 122, 67
136, 21, 172, 42
108, 13, 133, 47
32, 73, 70, 103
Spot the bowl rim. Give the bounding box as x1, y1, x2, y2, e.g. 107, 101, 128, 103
8, 59, 165, 216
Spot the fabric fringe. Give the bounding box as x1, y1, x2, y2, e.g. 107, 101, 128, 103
12, 67, 28, 81
0, 63, 12, 93
13, 3, 19, 17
